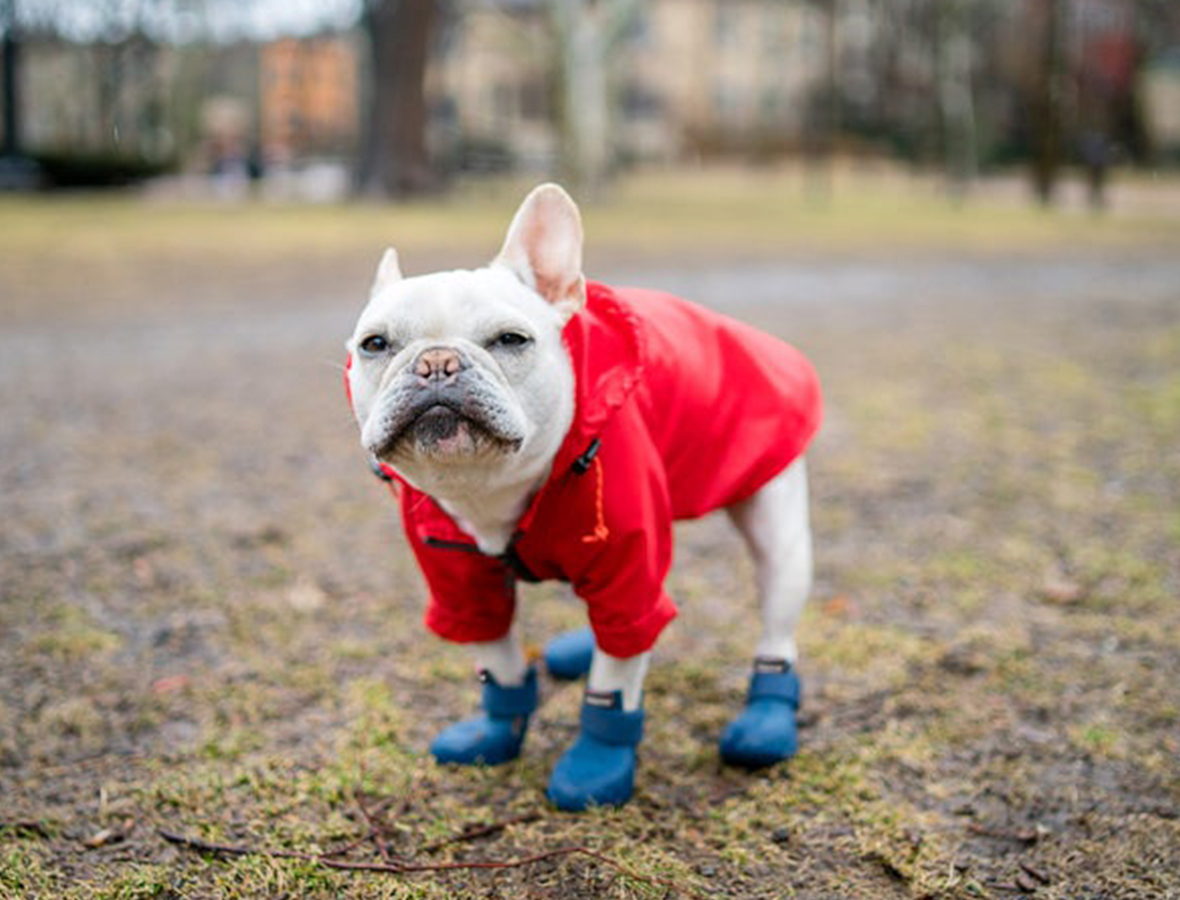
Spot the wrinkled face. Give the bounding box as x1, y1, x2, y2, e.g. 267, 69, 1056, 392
346, 266, 573, 473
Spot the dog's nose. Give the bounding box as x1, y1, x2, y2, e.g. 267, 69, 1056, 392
414, 347, 466, 382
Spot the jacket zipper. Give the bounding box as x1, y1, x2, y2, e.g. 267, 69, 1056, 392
423, 537, 482, 554
423, 535, 541, 583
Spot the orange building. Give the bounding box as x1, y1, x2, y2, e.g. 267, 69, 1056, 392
260, 36, 358, 162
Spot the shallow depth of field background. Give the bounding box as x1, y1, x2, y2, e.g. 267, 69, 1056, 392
2, 3, 1179, 899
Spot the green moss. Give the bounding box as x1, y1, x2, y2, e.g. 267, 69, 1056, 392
29, 605, 122, 663
92, 866, 174, 900
0, 846, 49, 900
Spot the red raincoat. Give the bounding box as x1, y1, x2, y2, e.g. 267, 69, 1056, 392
355, 282, 822, 658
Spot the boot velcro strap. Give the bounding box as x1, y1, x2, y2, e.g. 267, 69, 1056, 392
580, 694, 645, 747
481, 667, 539, 718
748, 669, 801, 708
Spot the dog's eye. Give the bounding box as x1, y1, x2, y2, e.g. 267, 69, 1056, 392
359, 334, 391, 356
491, 332, 531, 350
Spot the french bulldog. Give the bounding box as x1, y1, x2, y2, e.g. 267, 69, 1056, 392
345, 184, 822, 810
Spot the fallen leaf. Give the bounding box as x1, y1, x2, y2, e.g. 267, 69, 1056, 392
152, 674, 191, 695
83, 827, 122, 849
1040, 577, 1084, 605
822, 594, 858, 619
133, 557, 154, 584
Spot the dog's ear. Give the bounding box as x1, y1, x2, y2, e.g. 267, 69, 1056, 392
371, 248, 403, 295
494, 183, 585, 322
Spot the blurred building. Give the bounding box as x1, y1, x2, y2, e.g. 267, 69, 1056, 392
431, 4, 555, 170
18, 38, 259, 167
20, 37, 177, 160
16, 34, 358, 174
434, 0, 831, 168
625, 0, 828, 158
259, 36, 358, 165
6, 0, 1176, 184
1144, 50, 1180, 157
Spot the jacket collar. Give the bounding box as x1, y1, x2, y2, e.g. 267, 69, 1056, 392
551, 280, 644, 468
507, 280, 644, 535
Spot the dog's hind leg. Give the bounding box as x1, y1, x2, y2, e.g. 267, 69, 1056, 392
727, 457, 813, 666
719, 457, 812, 768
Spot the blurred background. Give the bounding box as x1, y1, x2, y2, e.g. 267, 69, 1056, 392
2, 0, 1179, 205
3, 5, 1180, 897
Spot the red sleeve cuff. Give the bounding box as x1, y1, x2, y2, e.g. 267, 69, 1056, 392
587, 591, 678, 658
424, 600, 515, 645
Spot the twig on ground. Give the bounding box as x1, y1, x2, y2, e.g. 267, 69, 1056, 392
320, 830, 375, 860
159, 827, 696, 895
419, 811, 542, 853
353, 789, 395, 863
1019, 862, 1052, 885
966, 823, 1040, 844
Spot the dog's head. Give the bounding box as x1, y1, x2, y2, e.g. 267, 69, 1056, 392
346, 184, 585, 486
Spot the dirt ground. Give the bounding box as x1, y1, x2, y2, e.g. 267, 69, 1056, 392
1, 180, 1179, 899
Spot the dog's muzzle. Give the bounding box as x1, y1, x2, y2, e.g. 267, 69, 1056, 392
368, 347, 525, 458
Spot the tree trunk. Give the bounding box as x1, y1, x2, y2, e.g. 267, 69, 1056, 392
804, 0, 839, 203
936, 0, 978, 198
2, 0, 20, 158
558, 9, 610, 196
1029, 0, 1065, 205
548, 0, 640, 198
356, 0, 440, 199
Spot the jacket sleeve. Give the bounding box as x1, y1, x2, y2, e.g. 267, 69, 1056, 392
563, 412, 678, 658
400, 493, 517, 645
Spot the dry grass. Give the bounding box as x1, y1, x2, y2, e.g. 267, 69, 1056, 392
3, 165, 1178, 325
1, 169, 1178, 898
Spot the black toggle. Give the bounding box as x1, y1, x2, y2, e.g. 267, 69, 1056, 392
571, 438, 602, 475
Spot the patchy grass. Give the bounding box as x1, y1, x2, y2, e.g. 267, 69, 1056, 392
1, 172, 1178, 897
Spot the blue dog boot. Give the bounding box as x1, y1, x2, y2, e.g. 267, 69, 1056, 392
430, 667, 539, 766
547, 690, 644, 811
543, 628, 595, 681
719, 658, 801, 770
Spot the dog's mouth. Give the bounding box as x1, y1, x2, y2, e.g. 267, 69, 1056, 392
373, 396, 524, 460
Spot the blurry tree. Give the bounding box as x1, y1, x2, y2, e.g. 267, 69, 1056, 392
799, 0, 840, 201
932, 0, 978, 197
1, 0, 21, 158
1024, 0, 1066, 204
355, 0, 442, 198
545, 0, 643, 197
0, 0, 43, 187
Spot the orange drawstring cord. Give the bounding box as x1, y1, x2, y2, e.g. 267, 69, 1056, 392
581, 455, 610, 544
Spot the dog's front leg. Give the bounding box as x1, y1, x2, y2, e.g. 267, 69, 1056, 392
588, 647, 651, 712
472, 625, 530, 686
430, 625, 539, 767
546, 647, 650, 811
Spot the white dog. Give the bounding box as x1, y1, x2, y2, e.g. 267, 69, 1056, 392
346, 184, 821, 810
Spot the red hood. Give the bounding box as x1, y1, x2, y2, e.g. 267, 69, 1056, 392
547, 280, 644, 472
